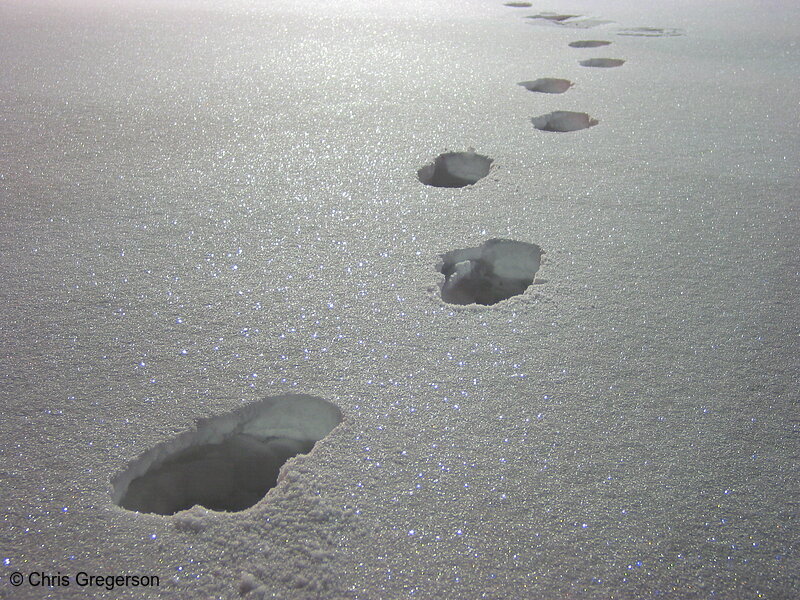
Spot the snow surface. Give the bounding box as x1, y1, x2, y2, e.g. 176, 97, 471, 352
1, 0, 798, 598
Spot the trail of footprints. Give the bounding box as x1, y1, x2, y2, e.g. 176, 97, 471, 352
111, 4, 684, 518
428, 4, 683, 306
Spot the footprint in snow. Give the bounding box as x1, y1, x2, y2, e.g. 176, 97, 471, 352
112, 395, 342, 515
568, 40, 612, 48
438, 239, 544, 306
531, 111, 598, 132
527, 13, 614, 29
579, 58, 625, 68
418, 150, 493, 188
518, 78, 573, 94
527, 13, 579, 22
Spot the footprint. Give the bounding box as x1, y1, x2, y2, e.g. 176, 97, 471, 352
418, 151, 493, 188
579, 58, 625, 68
112, 395, 343, 515
438, 239, 544, 306
503, 1, 532, 6
568, 40, 612, 48
531, 111, 598, 132
518, 78, 573, 94
616, 27, 684, 37
527, 13, 613, 28
527, 12, 580, 22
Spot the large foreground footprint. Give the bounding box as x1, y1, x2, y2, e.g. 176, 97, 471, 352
112, 395, 342, 515
438, 239, 545, 306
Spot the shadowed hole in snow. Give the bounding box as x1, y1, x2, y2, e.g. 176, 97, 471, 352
579, 58, 625, 68
569, 40, 612, 48
418, 151, 493, 188
527, 13, 579, 22
518, 78, 573, 94
438, 239, 544, 306
527, 13, 612, 28
531, 111, 598, 132
111, 395, 342, 515
504, 2, 532, 6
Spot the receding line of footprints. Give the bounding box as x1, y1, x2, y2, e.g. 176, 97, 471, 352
111, 3, 686, 521
419, 5, 684, 306
524, 12, 626, 137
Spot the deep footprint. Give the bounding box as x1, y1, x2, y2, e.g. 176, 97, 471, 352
531, 111, 598, 132
112, 395, 342, 515
518, 78, 573, 94
579, 58, 625, 68
418, 151, 493, 188
569, 40, 612, 48
438, 239, 544, 306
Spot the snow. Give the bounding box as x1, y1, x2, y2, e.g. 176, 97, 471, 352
1, 0, 798, 598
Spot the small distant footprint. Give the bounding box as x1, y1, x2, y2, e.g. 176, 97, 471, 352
616, 27, 684, 37
569, 40, 612, 48
531, 111, 598, 132
527, 13, 579, 22
527, 13, 613, 29
503, 1, 532, 6
438, 239, 545, 306
418, 150, 493, 188
579, 58, 625, 68
518, 78, 573, 94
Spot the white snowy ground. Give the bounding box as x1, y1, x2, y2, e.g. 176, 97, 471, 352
1, 0, 798, 598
